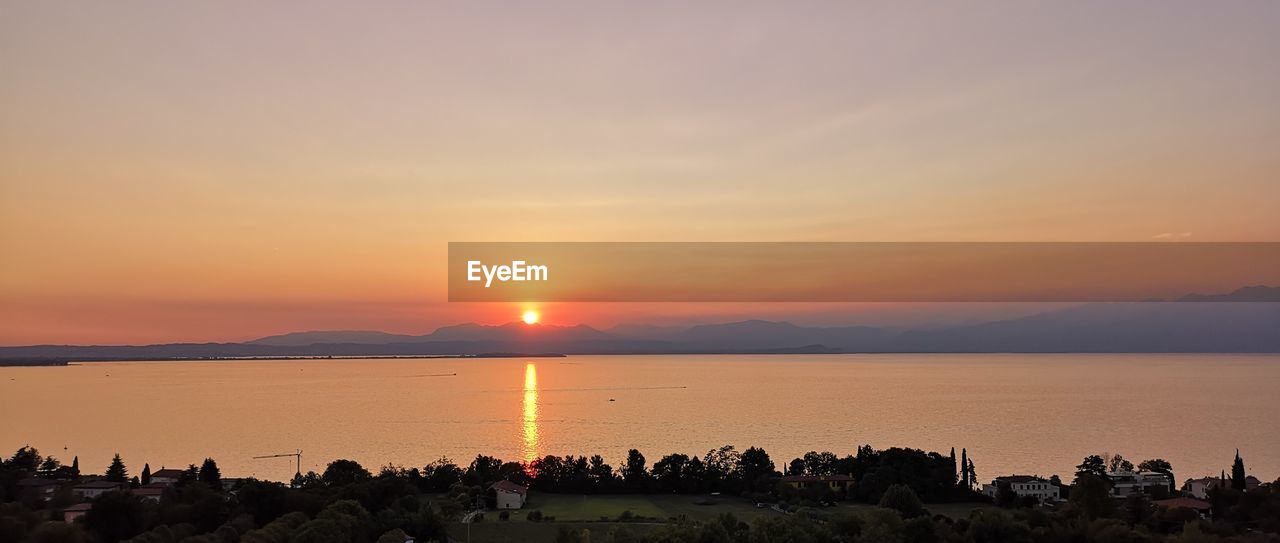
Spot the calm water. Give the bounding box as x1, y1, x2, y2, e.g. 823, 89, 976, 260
2, 354, 1276, 485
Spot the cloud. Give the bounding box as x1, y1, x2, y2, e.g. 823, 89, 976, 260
1152, 232, 1192, 240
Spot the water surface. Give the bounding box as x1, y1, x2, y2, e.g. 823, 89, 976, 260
2, 354, 1275, 485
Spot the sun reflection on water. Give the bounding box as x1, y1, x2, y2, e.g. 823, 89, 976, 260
521, 363, 539, 463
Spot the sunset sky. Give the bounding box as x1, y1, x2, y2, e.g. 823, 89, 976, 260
2, 1, 1278, 344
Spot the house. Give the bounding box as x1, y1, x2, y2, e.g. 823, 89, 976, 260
150, 468, 185, 486
132, 484, 167, 503
63, 503, 93, 523
489, 480, 528, 510
1154, 497, 1212, 517
73, 480, 126, 499
1182, 475, 1262, 499
981, 476, 1060, 503
779, 474, 855, 492
17, 478, 59, 500
1107, 471, 1172, 497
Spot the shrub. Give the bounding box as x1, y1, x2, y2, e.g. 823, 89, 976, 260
879, 484, 927, 518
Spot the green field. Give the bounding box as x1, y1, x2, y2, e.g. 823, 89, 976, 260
451, 521, 662, 543
445, 495, 991, 542
839, 501, 993, 520
517, 493, 778, 522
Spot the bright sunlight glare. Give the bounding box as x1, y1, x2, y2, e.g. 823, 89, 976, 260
522, 310, 540, 325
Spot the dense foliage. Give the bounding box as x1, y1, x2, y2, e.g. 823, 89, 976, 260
2, 445, 1277, 543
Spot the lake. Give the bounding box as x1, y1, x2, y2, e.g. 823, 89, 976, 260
2, 354, 1276, 486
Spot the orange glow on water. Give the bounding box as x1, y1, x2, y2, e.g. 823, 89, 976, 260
521, 363, 539, 463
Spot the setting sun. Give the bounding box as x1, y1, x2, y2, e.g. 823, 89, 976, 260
521, 310, 540, 325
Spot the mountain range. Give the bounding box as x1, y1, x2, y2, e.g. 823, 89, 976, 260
3, 296, 1279, 361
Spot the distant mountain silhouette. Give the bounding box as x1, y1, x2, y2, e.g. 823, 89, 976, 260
4, 297, 1278, 361
1177, 285, 1280, 302
249, 330, 425, 346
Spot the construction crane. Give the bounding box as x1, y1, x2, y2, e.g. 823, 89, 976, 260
252, 449, 303, 481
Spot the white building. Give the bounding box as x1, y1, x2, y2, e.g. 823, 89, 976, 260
981, 475, 1060, 503
1108, 471, 1172, 497
150, 468, 185, 486
1183, 475, 1262, 499
489, 480, 528, 510
73, 480, 125, 499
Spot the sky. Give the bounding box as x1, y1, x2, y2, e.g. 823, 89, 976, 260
2, 1, 1278, 344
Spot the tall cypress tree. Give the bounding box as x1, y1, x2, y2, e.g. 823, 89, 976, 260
1231, 450, 1247, 491
71, 456, 80, 477
141, 464, 151, 486
950, 448, 958, 484
960, 449, 969, 489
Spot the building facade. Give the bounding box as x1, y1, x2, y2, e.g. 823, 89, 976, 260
1108, 471, 1173, 497
489, 480, 528, 510
981, 476, 1060, 503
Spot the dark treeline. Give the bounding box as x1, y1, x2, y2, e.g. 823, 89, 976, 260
314, 444, 974, 504
4, 444, 1280, 543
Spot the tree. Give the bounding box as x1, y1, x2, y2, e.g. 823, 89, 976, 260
949, 448, 957, 484
702, 445, 741, 492
322, 459, 371, 487
1069, 473, 1115, 519
1104, 452, 1134, 473
1075, 455, 1107, 484
588, 455, 617, 492
37, 456, 61, 477
71, 456, 80, 477
23, 522, 89, 543
141, 464, 151, 486
621, 449, 649, 492
7, 445, 43, 472
83, 491, 148, 542
801, 451, 838, 476
105, 454, 128, 483
879, 483, 927, 517
180, 464, 199, 485
737, 447, 775, 492
199, 458, 222, 489
966, 457, 977, 491
959, 449, 969, 489
1231, 450, 1247, 491
422, 457, 463, 492
466, 455, 503, 485
652, 453, 690, 493
1138, 459, 1175, 492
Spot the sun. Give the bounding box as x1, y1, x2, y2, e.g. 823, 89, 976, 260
521, 310, 540, 325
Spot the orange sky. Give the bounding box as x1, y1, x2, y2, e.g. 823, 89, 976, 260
2, 2, 1278, 344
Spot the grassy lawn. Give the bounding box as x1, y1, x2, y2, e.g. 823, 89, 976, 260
924, 501, 996, 519
451, 521, 662, 543
512, 493, 779, 522
839, 501, 993, 520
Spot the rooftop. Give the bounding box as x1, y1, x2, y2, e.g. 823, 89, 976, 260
489, 480, 528, 495
994, 475, 1048, 484
74, 480, 125, 489
1154, 497, 1211, 510
780, 474, 855, 482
